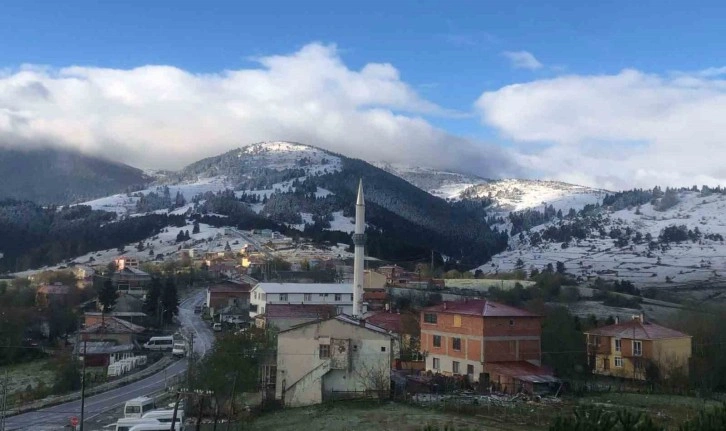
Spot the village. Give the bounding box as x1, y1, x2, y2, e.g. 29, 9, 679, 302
0, 182, 718, 431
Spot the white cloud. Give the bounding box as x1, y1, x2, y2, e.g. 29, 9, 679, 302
502, 51, 543, 70
476, 68, 726, 189
0, 43, 519, 178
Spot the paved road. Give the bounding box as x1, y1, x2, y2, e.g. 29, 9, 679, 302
4, 291, 214, 431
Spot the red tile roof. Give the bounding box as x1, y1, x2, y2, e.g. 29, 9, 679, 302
365, 311, 416, 334
363, 291, 387, 301
264, 304, 336, 319
421, 299, 539, 318
585, 319, 690, 340
208, 281, 252, 294
81, 316, 145, 334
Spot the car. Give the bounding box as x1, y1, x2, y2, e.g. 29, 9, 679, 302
172, 341, 187, 357
193, 305, 202, 314
212, 323, 222, 332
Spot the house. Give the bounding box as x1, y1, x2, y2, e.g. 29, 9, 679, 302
255, 304, 337, 331
80, 316, 145, 346
206, 280, 253, 316
585, 315, 692, 381
36, 282, 73, 308
376, 265, 405, 282
364, 270, 387, 290
250, 283, 356, 318
112, 267, 152, 295
420, 299, 554, 394
217, 299, 250, 325
114, 256, 140, 270
275, 315, 394, 407
72, 265, 95, 281
362, 290, 388, 311
366, 309, 420, 361
77, 341, 134, 367
85, 311, 147, 327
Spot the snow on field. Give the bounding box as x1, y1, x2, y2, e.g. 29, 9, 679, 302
326, 211, 356, 233
481, 190, 726, 291
241, 141, 342, 175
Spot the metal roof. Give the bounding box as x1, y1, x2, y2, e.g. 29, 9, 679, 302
485, 362, 559, 384
263, 304, 336, 319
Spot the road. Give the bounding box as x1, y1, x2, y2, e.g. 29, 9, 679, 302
4, 291, 214, 431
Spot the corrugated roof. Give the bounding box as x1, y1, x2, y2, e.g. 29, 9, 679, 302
254, 283, 352, 294
585, 319, 690, 340
485, 361, 559, 383
363, 291, 387, 301
279, 314, 394, 336
365, 311, 417, 334
421, 299, 539, 318
264, 303, 336, 319
78, 341, 134, 355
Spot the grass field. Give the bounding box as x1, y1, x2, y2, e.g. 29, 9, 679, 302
0, 359, 55, 398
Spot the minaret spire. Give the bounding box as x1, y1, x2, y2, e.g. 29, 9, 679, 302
352, 178, 365, 317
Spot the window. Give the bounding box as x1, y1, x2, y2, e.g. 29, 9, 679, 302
467, 364, 474, 375
381, 346, 386, 352
432, 357, 440, 370
452, 361, 460, 374
452, 337, 461, 351
424, 313, 437, 324
603, 358, 610, 370
433, 335, 441, 348
335, 294, 342, 301
633, 340, 642, 356
319, 293, 325, 297
614, 339, 621, 352
614, 357, 623, 367
634, 358, 644, 371
304, 293, 312, 301
453, 314, 462, 327
509, 319, 515, 326
319, 344, 330, 359
279, 293, 288, 301
350, 294, 353, 300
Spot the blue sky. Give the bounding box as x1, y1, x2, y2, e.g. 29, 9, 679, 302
2, 0, 726, 188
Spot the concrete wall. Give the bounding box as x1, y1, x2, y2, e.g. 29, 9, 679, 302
276, 318, 392, 407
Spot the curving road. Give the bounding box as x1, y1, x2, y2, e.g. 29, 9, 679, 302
4, 291, 214, 431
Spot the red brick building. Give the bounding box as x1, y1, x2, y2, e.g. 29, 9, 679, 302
205, 280, 252, 315
420, 299, 555, 394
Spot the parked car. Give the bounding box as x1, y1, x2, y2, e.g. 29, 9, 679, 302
212, 323, 222, 332
193, 305, 202, 314
172, 341, 187, 357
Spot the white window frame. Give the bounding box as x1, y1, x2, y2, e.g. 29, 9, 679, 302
334, 293, 342, 302
633, 340, 642, 356
432, 357, 440, 370
614, 356, 623, 367
614, 338, 621, 352
304, 293, 312, 301
279, 293, 288, 301
452, 361, 460, 374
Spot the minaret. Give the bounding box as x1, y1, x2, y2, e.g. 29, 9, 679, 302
352, 179, 365, 317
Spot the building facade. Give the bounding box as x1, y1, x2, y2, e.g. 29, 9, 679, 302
420, 299, 550, 392
275, 315, 394, 407
249, 283, 355, 318
585, 316, 692, 380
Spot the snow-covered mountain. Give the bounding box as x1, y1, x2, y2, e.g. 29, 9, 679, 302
480, 189, 726, 294
374, 163, 607, 214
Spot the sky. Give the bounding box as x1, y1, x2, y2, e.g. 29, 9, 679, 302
2, 0, 726, 190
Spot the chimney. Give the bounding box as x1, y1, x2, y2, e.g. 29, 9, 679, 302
385, 303, 390, 312
614, 316, 619, 324
443, 302, 447, 310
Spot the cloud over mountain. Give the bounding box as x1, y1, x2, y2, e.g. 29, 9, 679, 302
0, 43, 519, 178
477, 68, 726, 189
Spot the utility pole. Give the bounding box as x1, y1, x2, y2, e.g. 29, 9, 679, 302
188, 332, 195, 391
1, 370, 8, 431
226, 372, 238, 431
79, 339, 87, 431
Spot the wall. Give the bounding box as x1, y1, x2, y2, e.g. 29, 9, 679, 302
653, 337, 692, 377
275, 318, 392, 407
250, 287, 353, 318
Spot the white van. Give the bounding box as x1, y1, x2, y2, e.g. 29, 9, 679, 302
124, 396, 155, 418
143, 336, 174, 351
142, 409, 184, 423
172, 341, 187, 357
128, 423, 182, 431
114, 418, 161, 431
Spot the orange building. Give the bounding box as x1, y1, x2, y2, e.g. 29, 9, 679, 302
420, 299, 556, 393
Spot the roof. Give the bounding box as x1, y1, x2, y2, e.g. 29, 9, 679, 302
37, 283, 71, 295
78, 341, 134, 355
585, 319, 690, 340
365, 311, 417, 334
119, 267, 150, 277
279, 314, 394, 337
81, 316, 145, 334
485, 362, 559, 384
264, 303, 336, 319
421, 299, 539, 318
363, 291, 387, 301
114, 294, 145, 313
254, 282, 352, 295
85, 311, 147, 318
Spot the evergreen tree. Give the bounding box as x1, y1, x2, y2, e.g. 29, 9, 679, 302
98, 279, 117, 313
143, 277, 162, 321
192, 221, 200, 234
161, 278, 179, 324
184, 230, 190, 240
176, 230, 185, 242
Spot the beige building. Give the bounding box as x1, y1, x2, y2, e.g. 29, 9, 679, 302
585, 315, 692, 381
276, 315, 394, 407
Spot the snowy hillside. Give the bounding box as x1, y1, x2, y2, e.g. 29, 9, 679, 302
461, 179, 608, 213
481, 189, 726, 293
373, 162, 487, 200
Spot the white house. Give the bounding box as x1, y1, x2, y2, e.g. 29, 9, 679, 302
275, 315, 394, 407
249, 283, 355, 318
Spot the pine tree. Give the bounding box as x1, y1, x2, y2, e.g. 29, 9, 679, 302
192, 221, 200, 234
143, 277, 163, 320
161, 278, 179, 324
98, 279, 117, 313
176, 230, 185, 242
184, 230, 190, 241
